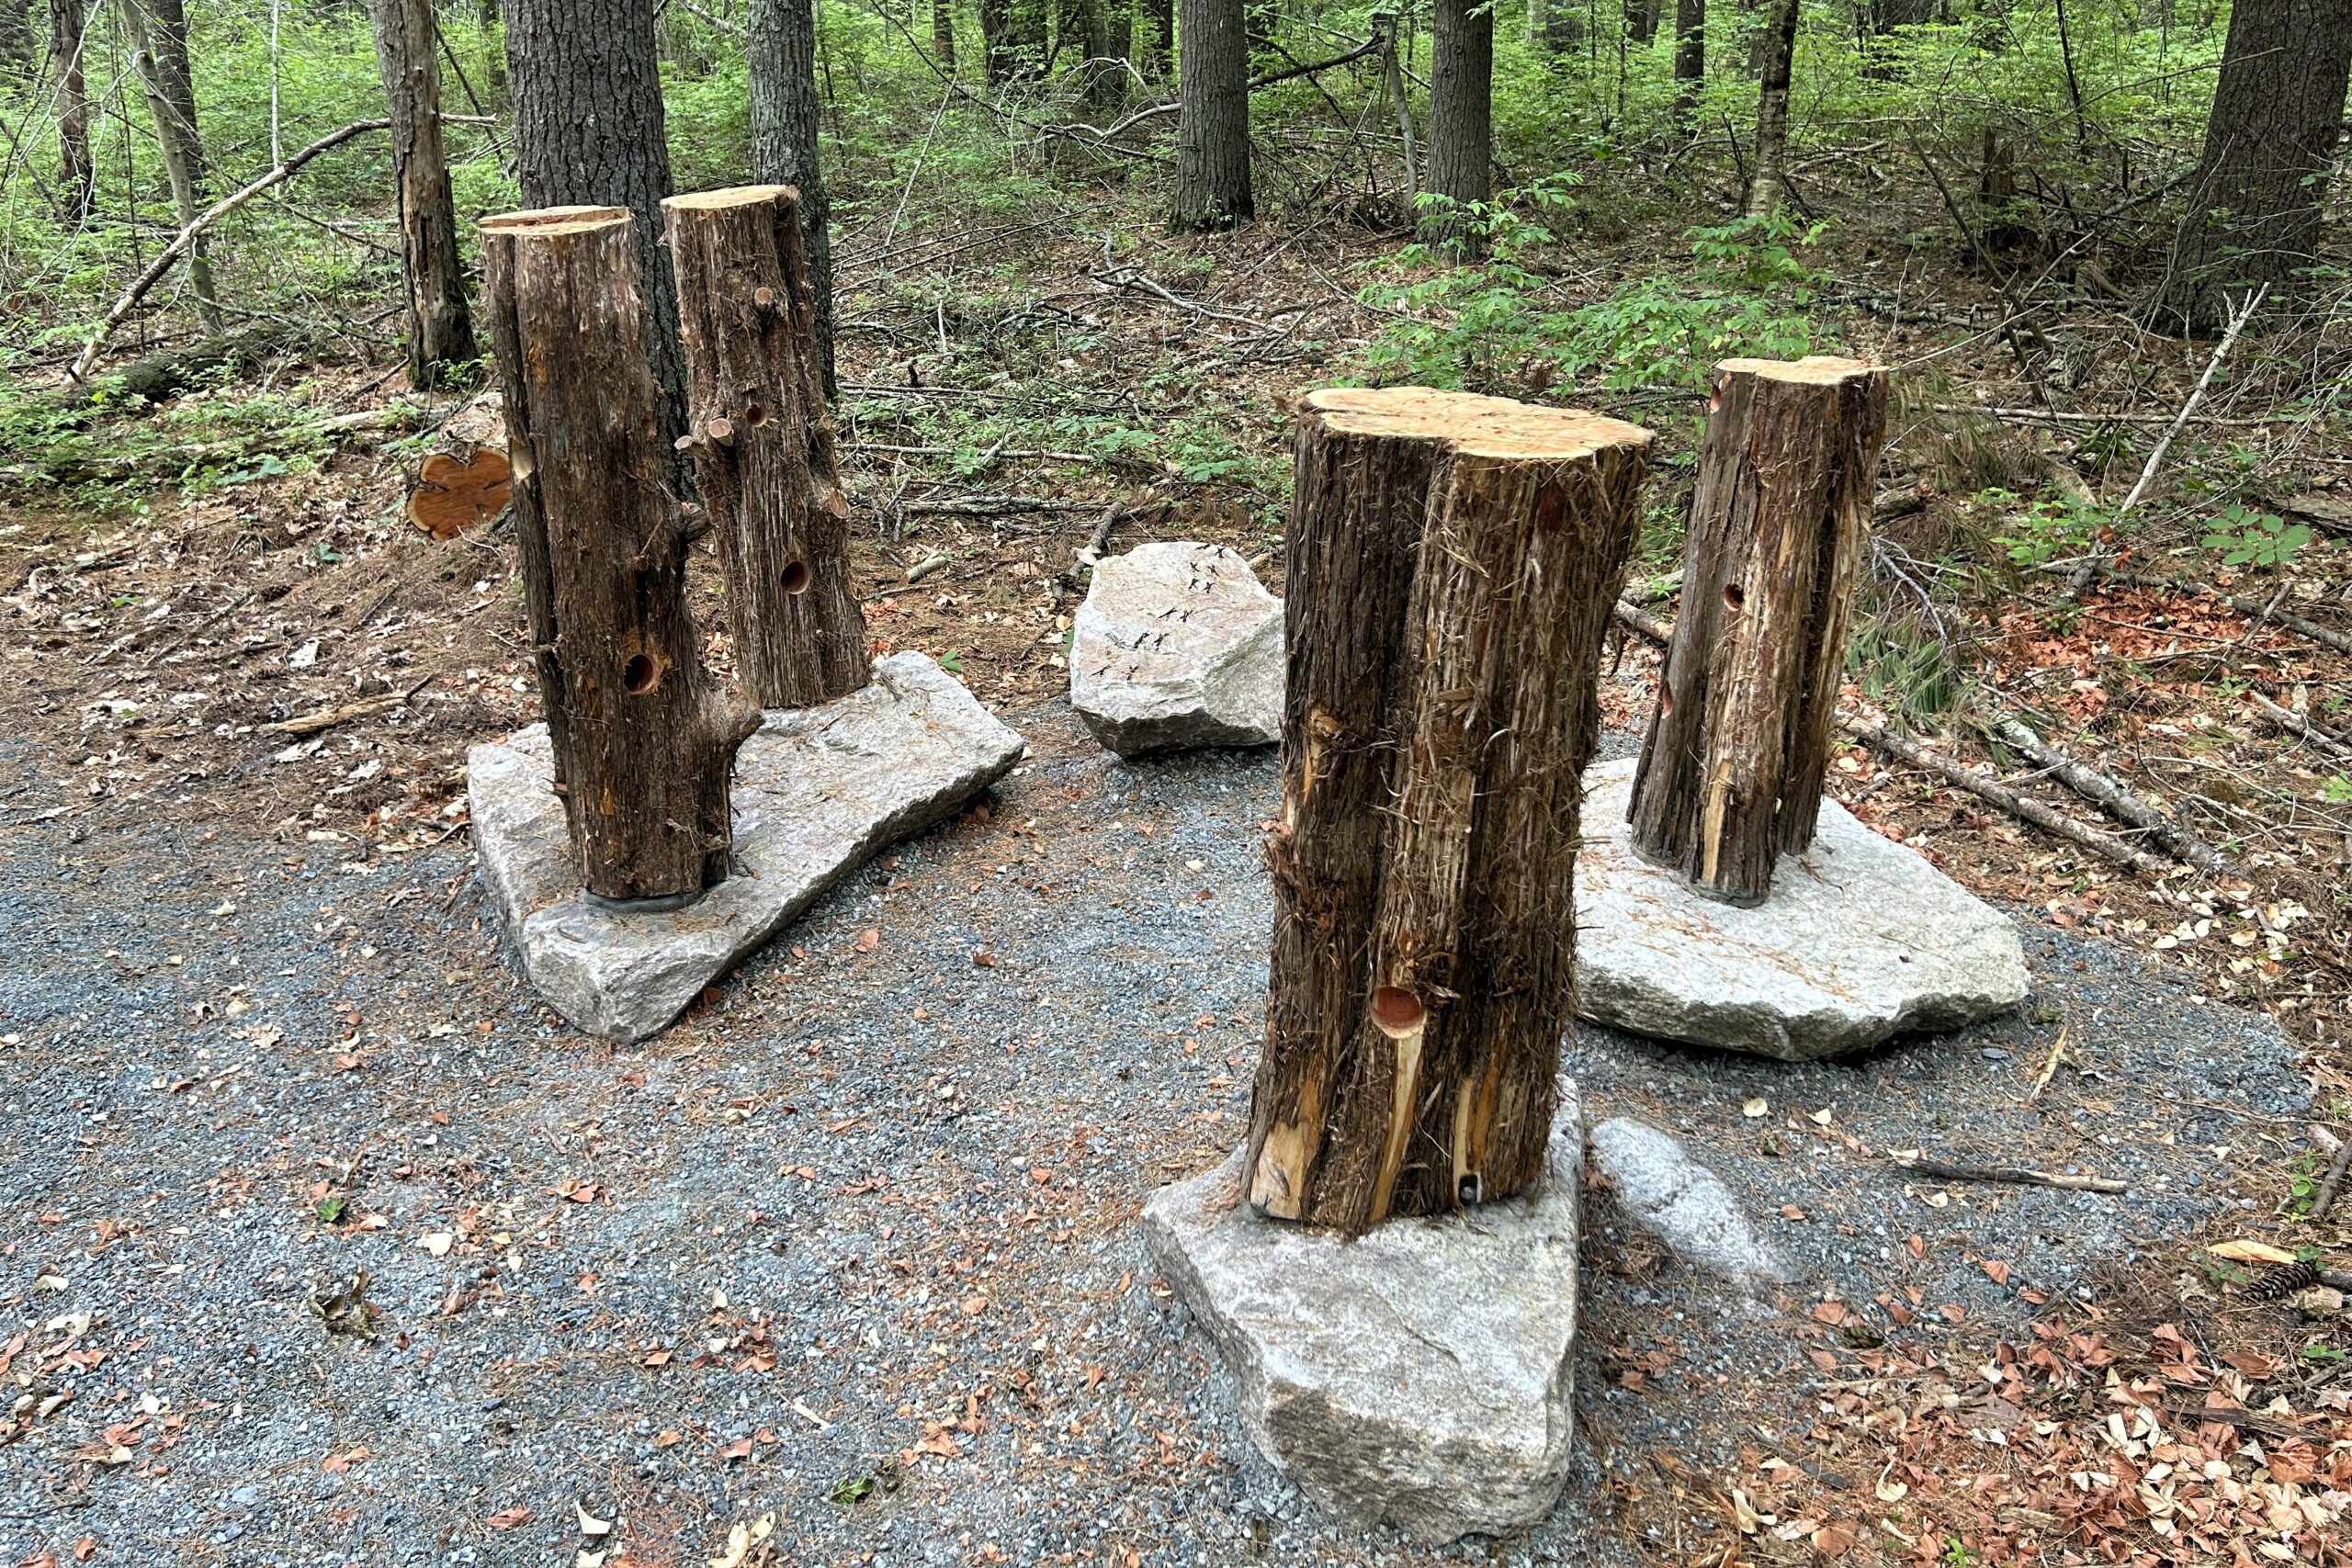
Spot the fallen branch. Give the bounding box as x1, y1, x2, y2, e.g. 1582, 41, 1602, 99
2064, 282, 2266, 599
1984, 714, 2232, 876
2312, 1130, 2352, 1224
262, 678, 431, 738
1931, 402, 2306, 429
2251, 693, 2352, 759
1611, 598, 1674, 646
1849, 721, 2175, 878
901, 495, 1103, 516
1894, 1155, 2130, 1194
70, 116, 487, 382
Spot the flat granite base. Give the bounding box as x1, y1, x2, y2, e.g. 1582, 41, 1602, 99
1574, 756, 2030, 1060
1142, 1089, 1584, 1544
469, 652, 1023, 1043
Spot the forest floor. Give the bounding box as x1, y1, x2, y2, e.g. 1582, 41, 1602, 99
3, 188, 2350, 1565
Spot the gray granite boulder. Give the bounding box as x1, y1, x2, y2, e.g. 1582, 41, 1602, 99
469, 652, 1023, 1043
1589, 1118, 1790, 1290
1069, 542, 1282, 757
1574, 756, 2030, 1059
1142, 1090, 1584, 1543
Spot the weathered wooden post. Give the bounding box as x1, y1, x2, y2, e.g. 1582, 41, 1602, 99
662, 185, 868, 709
1626, 355, 1888, 907
478, 205, 762, 908
1243, 389, 1654, 1235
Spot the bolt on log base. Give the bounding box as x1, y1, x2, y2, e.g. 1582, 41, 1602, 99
1245, 388, 1654, 1235
663, 185, 867, 709
1627, 356, 1888, 908
479, 206, 761, 907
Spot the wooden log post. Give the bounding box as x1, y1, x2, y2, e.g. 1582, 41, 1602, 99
1627, 355, 1889, 907
1244, 389, 1654, 1235
662, 186, 867, 709
479, 206, 762, 908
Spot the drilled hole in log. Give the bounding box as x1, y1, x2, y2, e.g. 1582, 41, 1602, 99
781, 560, 810, 594
743, 402, 769, 428
1370, 986, 1426, 1037
622, 653, 663, 694
1458, 1172, 1483, 1204
1724, 582, 1746, 610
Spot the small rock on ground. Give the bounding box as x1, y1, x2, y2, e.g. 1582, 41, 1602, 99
1142, 1091, 1586, 1544
1069, 542, 1283, 758
1588, 1117, 1792, 1290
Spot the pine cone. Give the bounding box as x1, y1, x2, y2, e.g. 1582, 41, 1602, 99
2246, 1258, 2320, 1302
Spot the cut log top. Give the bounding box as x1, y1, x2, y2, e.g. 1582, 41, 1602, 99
479, 205, 632, 238
663, 184, 803, 213
1713, 355, 1880, 385
1300, 387, 1653, 460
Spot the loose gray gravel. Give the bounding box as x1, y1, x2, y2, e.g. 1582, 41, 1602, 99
0, 703, 2307, 1567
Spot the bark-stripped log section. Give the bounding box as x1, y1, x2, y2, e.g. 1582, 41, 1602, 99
479, 206, 761, 906
1245, 389, 1654, 1235
663, 186, 867, 709
1628, 355, 1888, 907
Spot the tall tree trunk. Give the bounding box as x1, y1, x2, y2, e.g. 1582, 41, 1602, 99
1246, 389, 1653, 1234
479, 0, 505, 90
369, 0, 476, 386
1078, 0, 1125, 109
1744, 0, 1798, 215
665, 186, 868, 709
1424, 0, 1492, 251
51, 0, 93, 221
932, 0, 956, 72
0, 0, 33, 68
1631, 0, 1662, 44
1671, 0, 1703, 128
2158, 0, 2352, 333
117, 0, 221, 333
979, 0, 1012, 81
1526, 0, 1547, 48
478, 206, 760, 906
505, 0, 690, 463
1627, 357, 1886, 906
1171, 0, 1250, 230
747, 0, 837, 396
1138, 0, 1169, 75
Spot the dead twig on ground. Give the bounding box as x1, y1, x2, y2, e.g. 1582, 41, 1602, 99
2056, 566, 2352, 658
2064, 283, 2266, 599
1984, 714, 2233, 876
2251, 693, 2352, 759
261, 679, 431, 739
1894, 1155, 2130, 1194
2311, 1130, 2352, 1224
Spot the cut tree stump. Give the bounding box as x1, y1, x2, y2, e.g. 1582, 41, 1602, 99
406, 447, 511, 538
1245, 388, 1653, 1235
479, 205, 761, 907
663, 185, 866, 709
1627, 355, 1887, 907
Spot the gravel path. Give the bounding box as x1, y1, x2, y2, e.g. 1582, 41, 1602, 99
0, 703, 2306, 1567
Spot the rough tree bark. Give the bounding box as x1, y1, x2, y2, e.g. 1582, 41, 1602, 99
664, 186, 869, 710
368, 0, 475, 387
1671, 0, 1703, 128
1172, 0, 1250, 230
1424, 0, 1493, 251
1631, 0, 1663, 45
505, 0, 689, 460
748, 0, 837, 395
117, 0, 220, 333
478, 207, 760, 907
479, 0, 505, 90
933, 0, 956, 72
1245, 389, 1654, 1235
1744, 0, 1799, 215
1076, 0, 1126, 110
51, 0, 93, 220
979, 0, 1011, 82
1627, 356, 1888, 907
2158, 0, 2352, 333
